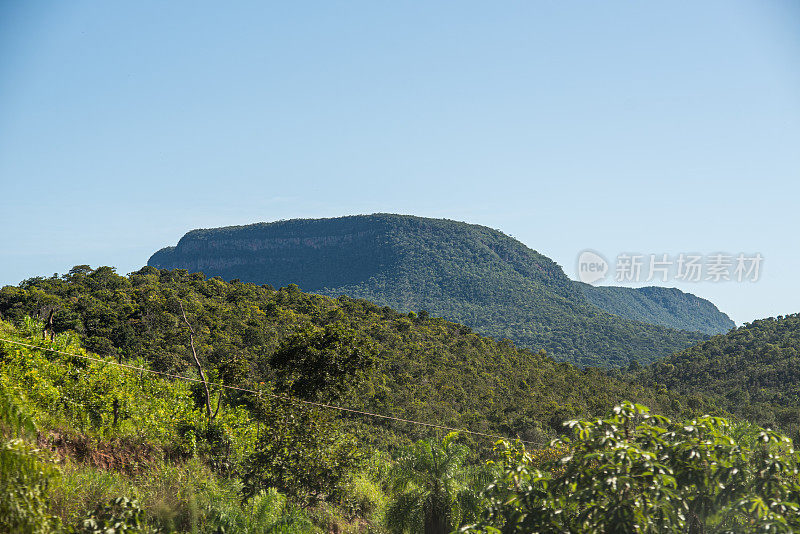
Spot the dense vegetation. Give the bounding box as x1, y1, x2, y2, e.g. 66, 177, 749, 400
580, 284, 735, 335
148, 214, 719, 367
0, 318, 381, 532
468, 403, 800, 534
0, 320, 497, 533
636, 314, 800, 435
2, 327, 793, 534
2, 268, 796, 533
0, 266, 707, 444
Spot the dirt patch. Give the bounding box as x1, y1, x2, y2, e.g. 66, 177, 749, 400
37, 430, 164, 475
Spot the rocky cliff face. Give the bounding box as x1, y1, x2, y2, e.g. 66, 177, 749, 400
148, 214, 569, 295
152, 231, 379, 276
150, 221, 393, 290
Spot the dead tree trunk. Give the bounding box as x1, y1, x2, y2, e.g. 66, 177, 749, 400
179, 302, 214, 420
43, 309, 55, 340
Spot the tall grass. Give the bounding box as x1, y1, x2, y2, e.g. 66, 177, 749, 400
48, 457, 317, 533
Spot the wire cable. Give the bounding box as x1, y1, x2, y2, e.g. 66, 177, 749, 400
0, 337, 536, 445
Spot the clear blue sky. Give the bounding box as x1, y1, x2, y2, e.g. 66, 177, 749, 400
1, 1, 798, 325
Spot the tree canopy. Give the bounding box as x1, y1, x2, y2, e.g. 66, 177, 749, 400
0, 266, 715, 446
636, 314, 800, 434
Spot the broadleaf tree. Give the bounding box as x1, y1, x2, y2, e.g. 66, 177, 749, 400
467, 402, 800, 534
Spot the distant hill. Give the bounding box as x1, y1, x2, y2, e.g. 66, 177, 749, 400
148, 214, 717, 367
580, 284, 735, 335
636, 313, 800, 432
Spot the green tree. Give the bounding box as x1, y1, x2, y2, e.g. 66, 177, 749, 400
469, 402, 800, 534
270, 322, 376, 400
242, 399, 361, 505
386, 433, 485, 534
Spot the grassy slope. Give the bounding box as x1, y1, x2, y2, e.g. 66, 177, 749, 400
0, 320, 270, 532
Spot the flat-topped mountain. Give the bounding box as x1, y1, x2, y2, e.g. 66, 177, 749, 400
149, 214, 730, 366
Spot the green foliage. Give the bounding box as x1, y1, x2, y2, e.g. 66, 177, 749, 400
386, 433, 488, 534
0, 320, 378, 532
271, 322, 377, 400
0, 327, 245, 452
0, 267, 707, 446
73, 497, 156, 534
636, 313, 800, 432
469, 402, 800, 533
243, 400, 362, 504
0, 378, 58, 534
229, 488, 315, 534
48, 458, 317, 534
0, 438, 58, 534
0, 270, 792, 534
580, 284, 735, 335
0, 379, 36, 438
146, 214, 712, 367
340, 471, 388, 525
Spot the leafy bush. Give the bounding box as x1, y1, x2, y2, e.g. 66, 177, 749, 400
0, 380, 58, 534
243, 400, 363, 504
341, 472, 388, 523
469, 402, 800, 533
73, 497, 156, 534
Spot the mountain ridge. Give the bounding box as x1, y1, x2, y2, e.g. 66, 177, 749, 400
580, 283, 735, 335
148, 214, 728, 366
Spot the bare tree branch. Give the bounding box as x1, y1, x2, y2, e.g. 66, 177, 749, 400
179, 301, 214, 420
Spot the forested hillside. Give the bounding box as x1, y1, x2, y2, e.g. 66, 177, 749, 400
0, 266, 707, 442
148, 214, 718, 367
3, 315, 795, 533
580, 283, 735, 335
636, 313, 800, 433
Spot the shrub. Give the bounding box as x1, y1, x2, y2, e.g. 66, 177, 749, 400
468, 402, 800, 533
